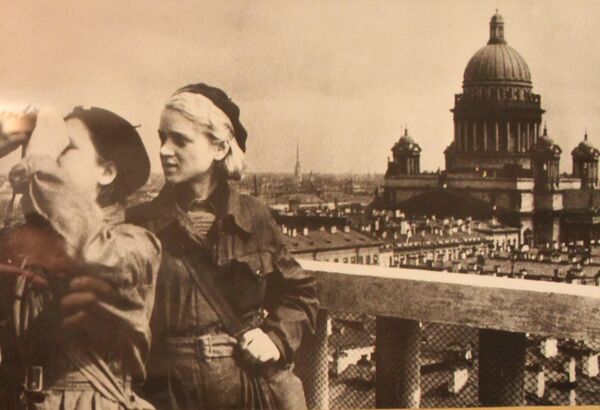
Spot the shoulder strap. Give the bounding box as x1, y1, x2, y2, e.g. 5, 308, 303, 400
179, 252, 245, 339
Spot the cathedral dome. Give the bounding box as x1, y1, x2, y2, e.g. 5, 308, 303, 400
463, 12, 532, 86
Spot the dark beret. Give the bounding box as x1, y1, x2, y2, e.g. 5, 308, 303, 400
174, 83, 248, 152
64, 106, 151, 200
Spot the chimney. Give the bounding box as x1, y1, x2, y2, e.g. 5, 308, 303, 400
343, 225, 350, 233
330, 226, 337, 234
303, 227, 309, 236
281, 225, 288, 235
291, 228, 297, 237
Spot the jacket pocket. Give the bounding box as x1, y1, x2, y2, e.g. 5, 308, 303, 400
218, 251, 274, 315
232, 250, 274, 278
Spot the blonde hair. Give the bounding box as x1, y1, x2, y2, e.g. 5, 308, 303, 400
164, 92, 246, 180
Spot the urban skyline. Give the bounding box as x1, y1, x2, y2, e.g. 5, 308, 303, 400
0, 1, 599, 176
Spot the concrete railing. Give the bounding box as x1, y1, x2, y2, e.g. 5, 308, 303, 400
295, 259, 600, 408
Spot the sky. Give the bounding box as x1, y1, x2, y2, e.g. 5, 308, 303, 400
1, 0, 599, 175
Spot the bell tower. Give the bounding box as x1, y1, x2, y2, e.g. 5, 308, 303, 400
386, 128, 421, 177
572, 132, 599, 189
531, 126, 561, 191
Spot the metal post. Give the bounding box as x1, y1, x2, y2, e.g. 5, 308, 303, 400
479, 329, 526, 406
376, 316, 421, 408
295, 309, 329, 410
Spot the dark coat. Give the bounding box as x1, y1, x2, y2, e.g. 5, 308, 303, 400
126, 182, 319, 364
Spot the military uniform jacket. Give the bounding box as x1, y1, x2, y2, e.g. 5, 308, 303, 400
126, 181, 319, 367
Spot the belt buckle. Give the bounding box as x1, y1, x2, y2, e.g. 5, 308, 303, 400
195, 335, 214, 360
24, 366, 43, 392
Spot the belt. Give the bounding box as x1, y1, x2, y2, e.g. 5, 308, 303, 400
166, 333, 237, 360
51, 371, 132, 392
21, 366, 132, 392
175, 322, 225, 337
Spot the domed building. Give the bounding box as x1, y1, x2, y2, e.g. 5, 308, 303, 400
386, 128, 421, 177
531, 126, 562, 190
571, 133, 600, 189
445, 11, 544, 174
381, 11, 600, 246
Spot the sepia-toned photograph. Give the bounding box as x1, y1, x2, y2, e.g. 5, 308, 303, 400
1, 1, 600, 409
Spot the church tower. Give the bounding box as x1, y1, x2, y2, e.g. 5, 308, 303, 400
530, 125, 562, 245
531, 125, 561, 191
294, 137, 302, 183
572, 132, 600, 189
386, 127, 421, 177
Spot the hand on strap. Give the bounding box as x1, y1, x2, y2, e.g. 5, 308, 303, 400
238, 327, 281, 365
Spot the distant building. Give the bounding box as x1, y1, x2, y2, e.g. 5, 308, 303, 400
281, 221, 384, 265
329, 316, 375, 377
386, 127, 421, 177
294, 137, 302, 184
380, 11, 600, 247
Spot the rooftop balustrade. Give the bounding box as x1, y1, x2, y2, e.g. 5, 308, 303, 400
295, 260, 600, 408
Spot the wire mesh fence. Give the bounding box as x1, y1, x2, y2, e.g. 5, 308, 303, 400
295, 311, 600, 409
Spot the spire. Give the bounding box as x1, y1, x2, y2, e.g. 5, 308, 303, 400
585, 129, 588, 141
488, 10, 506, 45
543, 122, 548, 136
294, 136, 302, 182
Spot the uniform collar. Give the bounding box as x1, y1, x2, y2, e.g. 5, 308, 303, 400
154, 181, 253, 234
